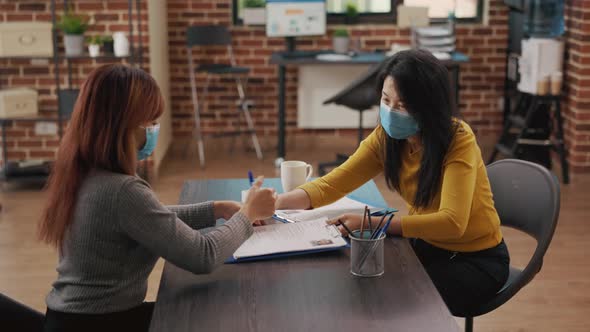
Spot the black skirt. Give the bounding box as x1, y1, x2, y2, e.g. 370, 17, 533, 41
43, 302, 154, 332
411, 238, 510, 316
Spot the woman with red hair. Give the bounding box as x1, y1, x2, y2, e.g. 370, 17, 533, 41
39, 64, 275, 332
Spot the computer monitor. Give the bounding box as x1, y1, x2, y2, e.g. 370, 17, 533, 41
266, 0, 327, 38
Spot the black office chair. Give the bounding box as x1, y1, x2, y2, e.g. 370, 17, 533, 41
0, 293, 45, 331
461, 159, 560, 332
318, 63, 383, 176
186, 25, 263, 168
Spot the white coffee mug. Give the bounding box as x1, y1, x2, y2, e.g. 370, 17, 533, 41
241, 189, 250, 204
281, 161, 313, 193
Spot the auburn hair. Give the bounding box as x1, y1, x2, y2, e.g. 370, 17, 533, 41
39, 64, 164, 249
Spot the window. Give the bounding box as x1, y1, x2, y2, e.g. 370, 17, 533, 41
233, 0, 482, 25
326, 0, 392, 14
403, 0, 482, 22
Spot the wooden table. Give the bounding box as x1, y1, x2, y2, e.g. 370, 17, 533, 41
149, 179, 459, 332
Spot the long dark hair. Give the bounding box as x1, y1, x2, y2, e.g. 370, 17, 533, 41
378, 50, 458, 209
39, 64, 164, 249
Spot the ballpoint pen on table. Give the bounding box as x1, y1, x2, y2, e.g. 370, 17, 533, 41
247, 170, 254, 186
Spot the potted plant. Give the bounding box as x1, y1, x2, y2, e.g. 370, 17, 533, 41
102, 35, 114, 55
56, 8, 89, 56
345, 2, 359, 25
86, 35, 102, 57
332, 28, 349, 54
243, 0, 266, 25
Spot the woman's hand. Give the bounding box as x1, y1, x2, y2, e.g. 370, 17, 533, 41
327, 213, 403, 236
213, 201, 242, 221
326, 213, 364, 236
240, 176, 277, 222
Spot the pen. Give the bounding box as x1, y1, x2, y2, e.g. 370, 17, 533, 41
372, 213, 394, 239
248, 170, 254, 186
371, 213, 388, 239
361, 206, 367, 238
337, 219, 355, 238
367, 208, 373, 237
272, 214, 295, 224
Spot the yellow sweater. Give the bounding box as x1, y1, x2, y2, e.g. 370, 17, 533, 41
299, 121, 503, 252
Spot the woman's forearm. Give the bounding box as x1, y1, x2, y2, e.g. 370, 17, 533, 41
276, 189, 312, 210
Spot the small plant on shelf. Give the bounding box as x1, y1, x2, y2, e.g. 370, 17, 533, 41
57, 8, 90, 56
332, 28, 350, 54
243, 0, 265, 8
243, 0, 266, 25
345, 2, 359, 24
86, 36, 103, 57
102, 35, 114, 55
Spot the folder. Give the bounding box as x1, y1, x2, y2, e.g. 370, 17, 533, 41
225, 244, 350, 264
226, 218, 349, 264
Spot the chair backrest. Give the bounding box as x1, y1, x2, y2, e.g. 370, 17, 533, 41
487, 159, 559, 263
475, 159, 560, 315
322, 62, 384, 112
0, 293, 45, 331
186, 25, 232, 47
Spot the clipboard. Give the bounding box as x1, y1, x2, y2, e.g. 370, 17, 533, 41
226, 222, 348, 264
225, 243, 350, 263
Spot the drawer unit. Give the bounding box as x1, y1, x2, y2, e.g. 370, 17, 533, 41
0, 22, 53, 57
0, 88, 39, 118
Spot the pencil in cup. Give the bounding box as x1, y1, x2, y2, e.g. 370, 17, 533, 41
355, 213, 395, 273
350, 230, 386, 277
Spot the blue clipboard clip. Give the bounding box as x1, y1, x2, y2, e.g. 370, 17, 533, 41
271, 214, 296, 224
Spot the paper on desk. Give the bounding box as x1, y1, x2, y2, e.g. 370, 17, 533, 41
275, 196, 375, 223
233, 218, 346, 259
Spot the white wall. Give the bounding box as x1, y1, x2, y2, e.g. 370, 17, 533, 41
148, 0, 171, 177
298, 65, 379, 129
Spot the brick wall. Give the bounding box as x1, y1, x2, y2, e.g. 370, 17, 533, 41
167, 0, 508, 143
2, 0, 588, 175
564, 0, 590, 174
0, 0, 149, 165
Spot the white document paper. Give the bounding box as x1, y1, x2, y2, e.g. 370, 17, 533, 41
275, 196, 375, 223
233, 218, 347, 259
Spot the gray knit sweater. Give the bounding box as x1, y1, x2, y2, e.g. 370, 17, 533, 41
45, 169, 253, 314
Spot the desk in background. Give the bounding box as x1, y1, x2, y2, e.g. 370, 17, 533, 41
269, 51, 469, 165
149, 178, 459, 332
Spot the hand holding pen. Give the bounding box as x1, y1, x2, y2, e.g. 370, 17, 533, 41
326, 208, 397, 239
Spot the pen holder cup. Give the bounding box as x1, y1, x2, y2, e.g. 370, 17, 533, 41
350, 230, 385, 277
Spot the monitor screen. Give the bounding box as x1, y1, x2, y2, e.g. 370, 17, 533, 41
266, 0, 327, 38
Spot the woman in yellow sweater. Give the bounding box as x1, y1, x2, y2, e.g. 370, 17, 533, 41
277, 50, 509, 315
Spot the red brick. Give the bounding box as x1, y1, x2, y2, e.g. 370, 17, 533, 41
29, 150, 56, 159
17, 140, 43, 148
6, 14, 33, 21
108, 24, 131, 32
168, 2, 190, 10
191, 3, 214, 10
0, 4, 16, 11
7, 151, 27, 160
94, 13, 120, 21
18, 2, 46, 11
11, 77, 36, 85
78, 2, 104, 10
5, 129, 26, 138
106, 2, 130, 10
23, 67, 50, 75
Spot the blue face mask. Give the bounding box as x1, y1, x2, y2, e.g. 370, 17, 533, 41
379, 102, 419, 139
137, 123, 160, 161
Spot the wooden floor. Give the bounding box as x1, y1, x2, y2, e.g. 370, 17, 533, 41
1, 135, 589, 331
